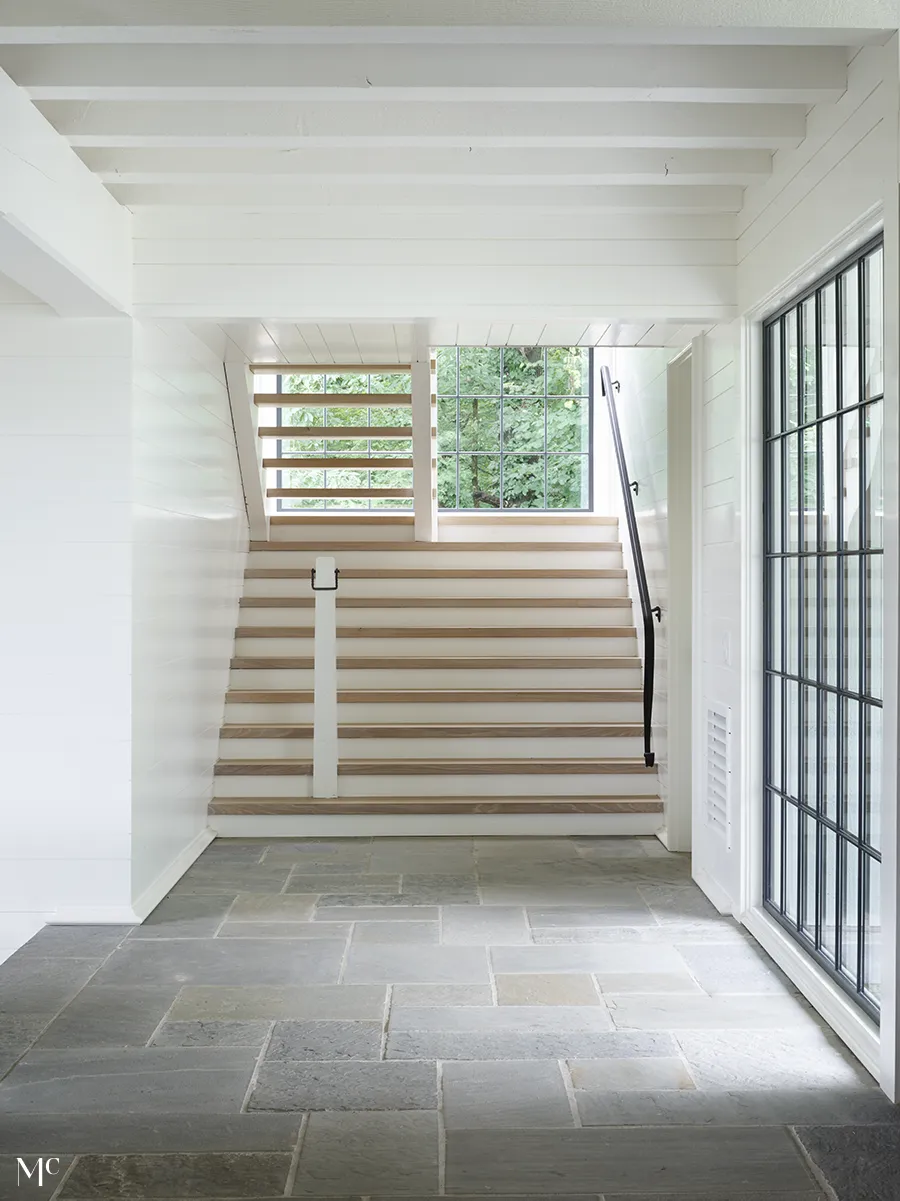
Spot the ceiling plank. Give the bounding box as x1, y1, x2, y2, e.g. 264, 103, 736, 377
0, 44, 848, 104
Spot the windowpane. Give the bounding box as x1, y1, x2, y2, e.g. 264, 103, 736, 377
786, 309, 799, 429
784, 802, 800, 924
768, 321, 783, 435
458, 454, 501, 508
803, 559, 817, 680
823, 554, 839, 687
841, 267, 860, 408
842, 698, 861, 837
765, 791, 783, 907
839, 840, 860, 985
436, 347, 457, 395
844, 558, 861, 695
822, 690, 839, 822
864, 403, 884, 549
801, 295, 818, 424
459, 347, 501, 395
548, 398, 589, 451
503, 455, 546, 508
502, 347, 544, 396
821, 826, 838, 958
821, 419, 839, 551
503, 398, 545, 452
821, 282, 838, 417
800, 811, 818, 940
863, 855, 881, 1002
864, 249, 884, 400
546, 456, 589, 509
437, 455, 458, 508
785, 679, 800, 801
767, 441, 783, 553
865, 555, 883, 699
546, 346, 589, 395
459, 398, 500, 452
865, 703, 882, 850
767, 565, 782, 672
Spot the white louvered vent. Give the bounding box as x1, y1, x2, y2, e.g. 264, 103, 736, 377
706, 704, 732, 849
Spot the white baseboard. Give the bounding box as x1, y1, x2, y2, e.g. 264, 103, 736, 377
741, 905, 881, 1084
210, 813, 663, 838
131, 827, 216, 921
692, 864, 737, 915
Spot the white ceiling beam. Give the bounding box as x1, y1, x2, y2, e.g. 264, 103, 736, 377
0, 67, 130, 315
108, 181, 746, 211
0, 44, 848, 103
82, 147, 773, 187
37, 100, 809, 151
0, 0, 891, 35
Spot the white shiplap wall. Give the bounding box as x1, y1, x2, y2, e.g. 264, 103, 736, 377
0, 308, 135, 955
131, 320, 248, 908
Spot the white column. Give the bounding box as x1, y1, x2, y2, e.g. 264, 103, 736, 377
312, 555, 339, 798
412, 321, 438, 542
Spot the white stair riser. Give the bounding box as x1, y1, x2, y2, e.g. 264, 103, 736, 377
238, 606, 634, 628
230, 667, 643, 689
233, 635, 638, 657
218, 736, 643, 759
212, 774, 654, 799
223, 701, 644, 723
270, 525, 415, 543
243, 577, 627, 599
337, 774, 656, 798
435, 525, 618, 544
248, 548, 623, 570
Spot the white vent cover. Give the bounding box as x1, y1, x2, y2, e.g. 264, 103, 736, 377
706, 704, 732, 849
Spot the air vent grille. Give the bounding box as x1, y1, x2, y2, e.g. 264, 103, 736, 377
706, 704, 731, 847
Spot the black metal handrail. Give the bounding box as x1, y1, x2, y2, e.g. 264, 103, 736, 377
598, 365, 661, 768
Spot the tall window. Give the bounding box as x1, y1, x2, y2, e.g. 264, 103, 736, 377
436, 346, 591, 510
763, 237, 884, 1020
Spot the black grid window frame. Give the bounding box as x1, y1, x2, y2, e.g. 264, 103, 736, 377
762, 234, 884, 1023
273, 371, 414, 513
435, 346, 593, 511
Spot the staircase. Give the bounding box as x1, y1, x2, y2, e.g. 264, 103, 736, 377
210, 514, 661, 826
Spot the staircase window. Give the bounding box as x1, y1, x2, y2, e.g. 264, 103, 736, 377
436, 346, 592, 510
762, 236, 884, 1021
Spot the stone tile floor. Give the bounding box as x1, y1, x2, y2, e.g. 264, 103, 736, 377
0, 835, 897, 1199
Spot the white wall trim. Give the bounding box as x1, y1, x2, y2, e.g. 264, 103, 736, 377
210, 813, 663, 838
693, 862, 737, 916
742, 905, 881, 1082
690, 332, 709, 895
131, 826, 215, 922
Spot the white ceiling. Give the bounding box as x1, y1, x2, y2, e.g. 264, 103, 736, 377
189, 319, 714, 364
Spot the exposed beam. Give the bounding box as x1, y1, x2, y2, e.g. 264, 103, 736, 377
0, 0, 891, 35
0, 44, 848, 104
109, 182, 747, 210
0, 67, 129, 314
36, 100, 809, 151
79, 147, 773, 187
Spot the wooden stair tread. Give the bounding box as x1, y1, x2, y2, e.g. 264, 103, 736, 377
245, 568, 627, 579
210, 797, 662, 815
270, 514, 414, 525
439, 514, 617, 526
225, 689, 642, 703
214, 760, 313, 775
231, 658, 640, 671
249, 541, 620, 552
338, 758, 656, 775
240, 597, 632, 609
235, 626, 633, 638
220, 723, 642, 738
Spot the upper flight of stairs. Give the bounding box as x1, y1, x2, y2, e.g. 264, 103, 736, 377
210, 514, 661, 818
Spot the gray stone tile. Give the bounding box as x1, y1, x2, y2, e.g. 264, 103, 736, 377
480, 885, 617, 906
391, 984, 494, 1008
170, 985, 387, 1022
441, 905, 530, 945
0, 1048, 258, 1115
675, 941, 797, 995
794, 1124, 900, 1201
490, 944, 687, 975
369, 855, 477, 874
402, 873, 479, 891
527, 902, 656, 926
0, 957, 101, 1015
286, 873, 400, 893
317, 893, 418, 907
217, 922, 352, 940
577, 1088, 900, 1127
266, 1020, 382, 1061
91, 938, 345, 987
442, 1060, 575, 1129
14, 925, 133, 958
171, 868, 292, 895
226, 893, 320, 922
570, 1056, 696, 1091
152, 1020, 271, 1048
58, 1151, 292, 1198
343, 944, 490, 984
638, 883, 732, 925
264, 843, 372, 868
573, 837, 650, 858
132, 895, 236, 939
250, 1060, 437, 1112
0, 1114, 303, 1154
676, 1028, 875, 1090
603, 1195, 824, 1201
0, 1155, 74, 1197
531, 923, 747, 944
314, 906, 438, 922
0, 1017, 49, 1077
387, 1030, 676, 1060
292, 1111, 439, 1195
30, 985, 178, 1049
389, 1006, 613, 1032
594, 970, 704, 994
608, 995, 823, 1031
496, 973, 602, 1006
445, 1127, 818, 1195
351, 921, 439, 944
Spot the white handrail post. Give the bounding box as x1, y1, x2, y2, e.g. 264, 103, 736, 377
412, 321, 437, 542
312, 555, 338, 798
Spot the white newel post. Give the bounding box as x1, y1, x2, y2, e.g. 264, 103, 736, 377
312, 556, 339, 798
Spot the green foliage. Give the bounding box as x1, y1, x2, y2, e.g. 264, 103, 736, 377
435, 346, 590, 510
